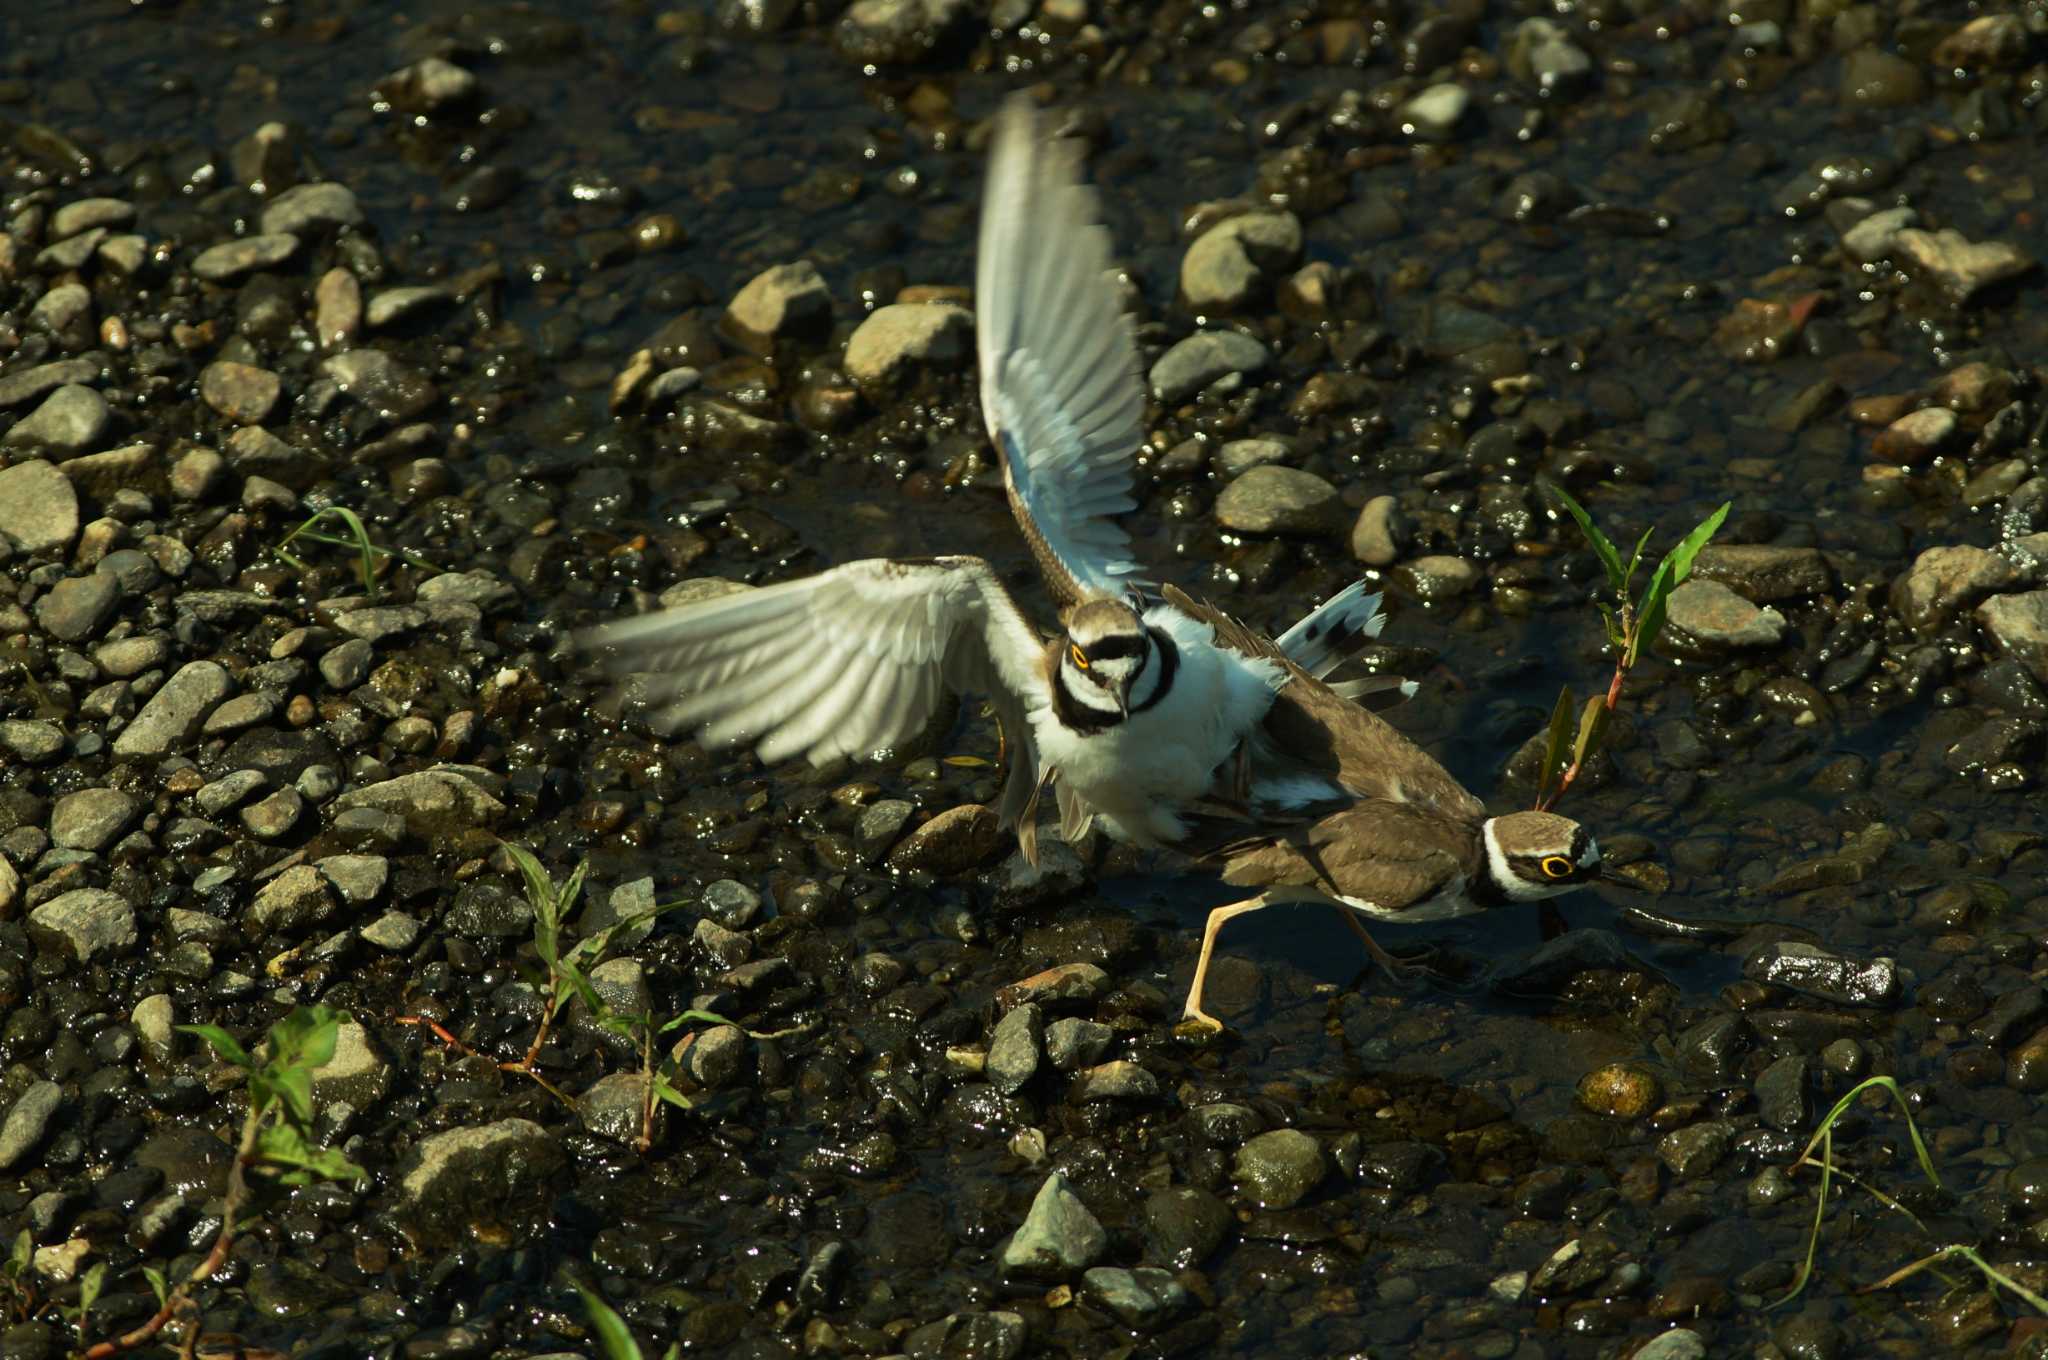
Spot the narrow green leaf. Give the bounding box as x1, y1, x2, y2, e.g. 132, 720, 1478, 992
1661, 500, 1732, 592
652, 1075, 693, 1110
1628, 557, 1678, 668
1548, 484, 1627, 598
1536, 686, 1575, 806
578, 1285, 646, 1360
659, 1009, 735, 1034
8, 1228, 30, 1275
1622, 525, 1655, 594
270, 1065, 316, 1126
178, 1024, 253, 1070
559, 859, 589, 917
76, 1261, 105, 1322
252, 1125, 365, 1185
142, 1266, 168, 1307
1573, 696, 1608, 767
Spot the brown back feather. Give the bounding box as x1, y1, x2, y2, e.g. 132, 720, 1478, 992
1159, 585, 1484, 823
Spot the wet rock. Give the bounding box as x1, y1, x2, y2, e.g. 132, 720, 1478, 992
1150, 329, 1268, 403
35, 574, 119, 642
578, 1072, 650, 1145
329, 769, 506, 837
1069, 1060, 1159, 1101
0, 1082, 62, 1171
1234, 1129, 1326, 1209
1754, 1054, 1810, 1132
1634, 1328, 1708, 1360
0, 721, 63, 763
1663, 579, 1786, 652
987, 1002, 1042, 1095
1576, 1064, 1660, 1120
1893, 546, 2017, 630
722, 261, 831, 355
378, 56, 478, 112
903, 1311, 1026, 1360
261, 182, 363, 236
1214, 465, 1342, 536
843, 302, 971, 393
50, 787, 139, 851
1393, 554, 1481, 602
3, 385, 108, 455
832, 0, 968, 65
0, 460, 79, 554
1180, 212, 1301, 312
309, 1022, 390, 1107
1082, 1267, 1193, 1331
1773, 1315, 1844, 1360
1677, 1013, 1749, 1081
979, 842, 1087, 913
1143, 1185, 1230, 1270
1507, 17, 1593, 94
1657, 1120, 1733, 1179
113, 661, 232, 756
1934, 15, 2032, 70
1894, 227, 2034, 302
1976, 592, 2048, 685
1001, 1171, 1106, 1279
319, 350, 438, 422
1869, 407, 1957, 465
1691, 545, 1831, 603
1399, 83, 1469, 141
246, 864, 334, 935
28, 888, 137, 963
1840, 204, 1918, 263
199, 362, 282, 424
1215, 438, 1290, 478
1044, 1017, 1112, 1070
1350, 495, 1408, 566
889, 803, 1000, 874
28, 283, 92, 349
1744, 941, 1898, 1007
1840, 46, 1925, 108
393, 1119, 565, 1248
853, 798, 915, 864
0, 358, 98, 409
685, 1026, 752, 1089
191, 233, 299, 282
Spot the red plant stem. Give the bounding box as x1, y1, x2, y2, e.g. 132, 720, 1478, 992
79, 1107, 262, 1359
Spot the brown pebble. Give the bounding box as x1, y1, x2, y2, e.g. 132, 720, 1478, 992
1576, 1063, 1662, 1120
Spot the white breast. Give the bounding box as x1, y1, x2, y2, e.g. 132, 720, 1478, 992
1031, 605, 1285, 847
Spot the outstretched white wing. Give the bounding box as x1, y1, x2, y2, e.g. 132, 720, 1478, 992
1275, 582, 1418, 711
977, 95, 1146, 608
579, 557, 1051, 832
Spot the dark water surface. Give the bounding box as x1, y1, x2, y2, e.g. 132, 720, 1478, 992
5, 0, 2048, 1356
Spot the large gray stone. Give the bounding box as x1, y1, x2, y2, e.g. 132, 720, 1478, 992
3, 384, 108, 455
28, 888, 138, 963
113, 661, 233, 756
1001, 1171, 1106, 1278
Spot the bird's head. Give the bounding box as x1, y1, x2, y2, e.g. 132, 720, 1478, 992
1481, 811, 1632, 901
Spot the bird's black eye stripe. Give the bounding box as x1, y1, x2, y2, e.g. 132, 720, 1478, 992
1084, 635, 1146, 660
1569, 827, 1589, 863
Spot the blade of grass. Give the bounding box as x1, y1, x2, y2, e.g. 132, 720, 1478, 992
1536, 685, 1575, 808
1548, 485, 1627, 597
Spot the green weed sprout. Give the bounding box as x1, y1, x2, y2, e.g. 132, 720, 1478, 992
270, 504, 437, 599
579, 1284, 679, 1360
1534, 486, 1731, 813
1773, 1075, 2047, 1318
81, 1006, 364, 1358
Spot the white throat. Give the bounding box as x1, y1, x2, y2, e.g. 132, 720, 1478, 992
1481, 819, 1570, 902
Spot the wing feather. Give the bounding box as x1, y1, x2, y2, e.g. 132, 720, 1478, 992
977, 95, 1146, 608
581, 557, 1051, 835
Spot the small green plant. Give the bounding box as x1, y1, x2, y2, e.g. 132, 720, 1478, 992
1773, 1075, 2047, 1318
80, 1006, 364, 1359
579, 1285, 679, 1360
270, 504, 436, 599
1534, 486, 1731, 813
1, 1229, 36, 1325
596, 1004, 736, 1152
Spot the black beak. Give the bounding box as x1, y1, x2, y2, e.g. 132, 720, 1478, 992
1115, 683, 1131, 719
1597, 863, 1640, 890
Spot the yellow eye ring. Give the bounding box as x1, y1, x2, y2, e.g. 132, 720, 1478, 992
1070, 644, 1089, 670
1540, 855, 1574, 879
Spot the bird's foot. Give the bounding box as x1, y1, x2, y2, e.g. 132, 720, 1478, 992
1173, 1008, 1229, 1040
